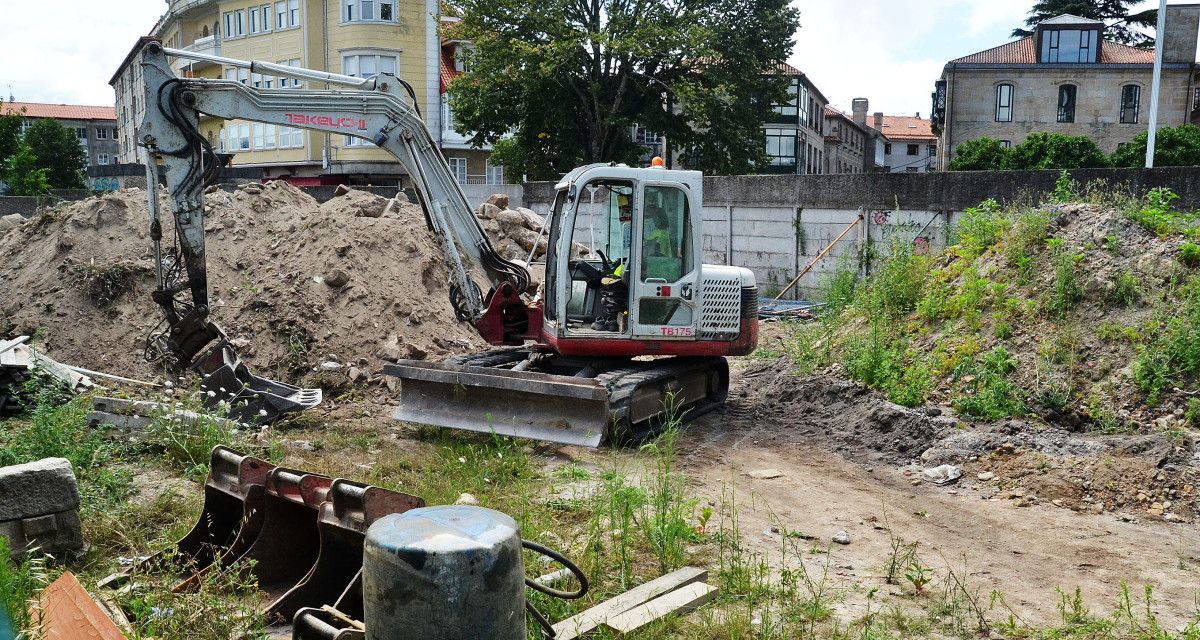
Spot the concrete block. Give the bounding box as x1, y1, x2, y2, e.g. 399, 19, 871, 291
0, 458, 80, 521
2, 510, 82, 558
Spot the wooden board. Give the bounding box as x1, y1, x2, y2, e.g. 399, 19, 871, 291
603, 582, 718, 634
551, 566, 707, 640
33, 571, 126, 640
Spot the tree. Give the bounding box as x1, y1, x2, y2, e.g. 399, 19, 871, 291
446, 0, 801, 179
1109, 124, 1200, 167
1013, 0, 1157, 49
21, 118, 86, 189
0, 101, 22, 172
948, 137, 1011, 171
4, 145, 50, 196
1003, 132, 1109, 170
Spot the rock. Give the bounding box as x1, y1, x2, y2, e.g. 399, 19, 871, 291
977, 471, 996, 482
1149, 502, 1164, 516
0, 214, 24, 232
334, 184, 351, 196
0, 458, 80, 521
484, 193, 510, 209
515, 207, 545, 231
455, 492, 479, 506
394, 190, 410, 204
319, 361, 343, 371
476, 203, 502, 220
832, 530, 851, 545
0, 458, 84, 558
747, 468, 783, 480
494, 209, 526, 227
324, 268, 350, 288
347, 366, 365, 383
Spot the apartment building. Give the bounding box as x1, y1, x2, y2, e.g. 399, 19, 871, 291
822, 106, 867, 174
933, 7, 1200, 169
1, 102, 119, 167
761, 62, 828, 175
112, 0, 499, 186
875, 114, 937, 173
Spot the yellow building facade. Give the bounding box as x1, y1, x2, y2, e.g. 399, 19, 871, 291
149, 0, 455, 185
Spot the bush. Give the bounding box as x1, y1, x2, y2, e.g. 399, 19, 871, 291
1180, 241, 1200, 267
1045, 238, 1083, 318
1109, 123, 1200, 168
952, 346, 1026, 420
955, 199, 1010, 256
1124, 187, 1200, 236
1003, 132, 1109, 170
1133, 277, 1200, 405
948, 137, 1010, 171
859, 237, 930, 319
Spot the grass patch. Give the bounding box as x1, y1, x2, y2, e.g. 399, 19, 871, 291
952, 347, 1026, 420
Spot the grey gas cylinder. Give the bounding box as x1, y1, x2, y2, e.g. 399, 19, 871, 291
362, 505, 526, 640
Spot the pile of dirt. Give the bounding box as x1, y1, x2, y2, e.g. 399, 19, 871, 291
726, 358, 1199, 519
0, 182, 504, 384
727, 359, 951, 465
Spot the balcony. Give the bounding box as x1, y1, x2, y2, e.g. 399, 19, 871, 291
173, 35, 221, 73
167, 0, 219, 19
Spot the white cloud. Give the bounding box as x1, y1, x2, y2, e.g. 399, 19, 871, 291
790, 0, 1030, 117
0, 0, 163, 105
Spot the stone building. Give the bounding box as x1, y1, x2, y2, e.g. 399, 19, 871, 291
0, 102, 119, 168
761, 62, 828, 175
932, 8, 1200, 169
875, 114, 937, 173
110, 0, 500, 187
822, 106, 867, 174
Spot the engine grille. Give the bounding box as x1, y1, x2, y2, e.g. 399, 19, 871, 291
699, 276, 743, 339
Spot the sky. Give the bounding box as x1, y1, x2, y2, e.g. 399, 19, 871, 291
0, 0, 1164, 116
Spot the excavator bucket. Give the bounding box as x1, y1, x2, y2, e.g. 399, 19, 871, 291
383, 360, 611, 448
194, 343, 322, 424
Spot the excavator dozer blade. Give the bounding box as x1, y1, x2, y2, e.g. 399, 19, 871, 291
383, 360, 610, 448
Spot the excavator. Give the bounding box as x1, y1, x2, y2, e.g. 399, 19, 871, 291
136, 41, 758, 447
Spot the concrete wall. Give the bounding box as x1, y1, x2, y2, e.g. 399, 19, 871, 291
522, 167, 1200, 300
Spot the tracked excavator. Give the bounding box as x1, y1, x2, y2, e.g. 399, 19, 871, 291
137, 41, 758, 447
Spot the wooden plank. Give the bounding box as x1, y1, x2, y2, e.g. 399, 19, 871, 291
551, 567, 707, 640
33, 571, 127, 640
603, 582, 718, 634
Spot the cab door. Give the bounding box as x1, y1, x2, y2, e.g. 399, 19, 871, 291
630, 182, 700, 340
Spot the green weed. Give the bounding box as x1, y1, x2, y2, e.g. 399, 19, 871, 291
956, 199, 1010, 257
952, 346, 1026, 420
1181, 241, 1200, 267
1046, 238, 1083, 318
0, 538, 49, 637
1125, 187, 1200, 236
1108, 270, 1141, 307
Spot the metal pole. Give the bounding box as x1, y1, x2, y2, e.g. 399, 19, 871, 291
1146, 0, 1168, 168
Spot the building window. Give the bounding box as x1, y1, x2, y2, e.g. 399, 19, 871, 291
764, 128, 797, 168
249, 4, 272, 34
633, 125, 660, 145
223, 10, 246, 38
279, 126, 303, 148
98, 154, 110, 165
485, 160, 504, 185
252, 124, 278, 150
95, 128, 109, 140
223, 123, 251, 151
797, 84, 809, 126
76, 127, 87, 140
442, 93, 455, 131
342, 52, 397, 146
224, 68, 250, 84
773, 78, 799, 119
343, 0, 396, 22
1040, 29, 1097, 64
1057, 84, 1077, 123
927, 144, 936, 157
884, 142, 892, 155
999, 140, 1011, 148
995, 84, 1013, 122
275, 0, 299, 29
277, 59, 303, 87
906, 143, 918, 156
1194, 87, 1200, 112
1120, 84, 1141, 124
905, 167, 918, 173
448, 157, 468, 184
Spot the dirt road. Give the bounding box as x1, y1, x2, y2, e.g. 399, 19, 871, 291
678, 393, 1200, 628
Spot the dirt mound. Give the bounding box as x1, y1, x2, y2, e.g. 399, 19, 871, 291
0, 183, 489, 383
727, 359, 950, 465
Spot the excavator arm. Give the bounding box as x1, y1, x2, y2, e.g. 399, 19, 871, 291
135, 41, 532, 421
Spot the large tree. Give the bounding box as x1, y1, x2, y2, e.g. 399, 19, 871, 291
21, 118, 86, 189
1013, 0, 1157, 48
0, 102, 23, 182
446, 0, 801, 179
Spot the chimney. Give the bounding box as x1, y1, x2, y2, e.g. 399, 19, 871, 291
915, 112, 920, 118
1164, 5, 1200, 64
851, 98, 868, 125
873, 112, 884, 131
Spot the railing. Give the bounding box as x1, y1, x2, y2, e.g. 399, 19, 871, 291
457, 174, 507, 186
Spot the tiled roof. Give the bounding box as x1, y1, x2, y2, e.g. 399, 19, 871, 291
949, 35, 1155, 65
440, 45, 461, 93
824, 106, 866, 132
1, 101, 116, 121
877, 115, 936, 142
766, 60, 803, 76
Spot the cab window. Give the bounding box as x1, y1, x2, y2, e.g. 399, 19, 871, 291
640, 185, 692, 282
